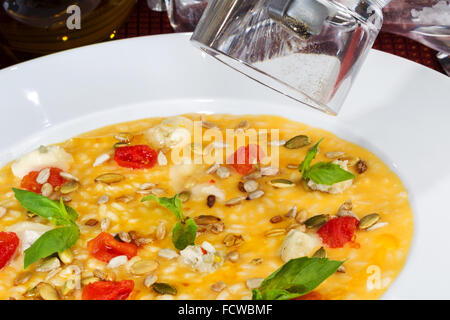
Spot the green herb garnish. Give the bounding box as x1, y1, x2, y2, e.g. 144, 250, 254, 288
299, 139, 355, 186
141, 194, 197, 250
252, 257, 343, 300
12, 188, 80, 269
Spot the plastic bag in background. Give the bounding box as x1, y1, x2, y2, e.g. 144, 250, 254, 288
382, 0, 450, 54
165, 0, 209, 32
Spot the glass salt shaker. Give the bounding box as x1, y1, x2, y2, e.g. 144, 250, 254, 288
191, 0, 391, 115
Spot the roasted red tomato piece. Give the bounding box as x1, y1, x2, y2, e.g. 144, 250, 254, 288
317, 216, 359, 248
82, 280, 134, 300
227, 144, 264, 175
20, 167, 65, 194
87, 232, 138, 262
114, 145, 158, 169
0, 232, 19, 269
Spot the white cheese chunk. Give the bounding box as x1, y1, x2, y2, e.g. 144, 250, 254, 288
179, 245, 222, 273
11, 146, 73, 178
278, 229, 320, 262
190, 183, 225, 202
307, 160, 354, 194
145, 116, 193, 150
6, 222, 52, 252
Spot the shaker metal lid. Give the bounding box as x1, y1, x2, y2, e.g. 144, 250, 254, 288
268, 0, 330, 36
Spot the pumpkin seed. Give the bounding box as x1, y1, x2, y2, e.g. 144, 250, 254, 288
247, 190, 264, 200
144, 274, 158, 288
226, 250, 239, 262
312, 247, 327, 258
225, 196, 246, 207
243, 180, 258, 193
36, 257, 61, 273
153, 283, 177, 295
270, 215, 283, 224
37, 282, 59, 300
211, 281, 227, 293
14, 272, 32, 286
114, 142, 130, 149
81, 277, 100, 286
130, 260, 159, 275
114, 132, 134, 143
95, 173, 124, 184
178, 191, 191, 203
264, 228, 286, 237
206, 195, 216, 208
358, 213, 380, 230
285, 135, 311, 149
60, 181, 79, 194
58, 249, 73, 264
304, 214, 328, 228
269, 179, 295, 188
246, 278, 264, 290
223, 234, 244, 247
260, 166, 279, 176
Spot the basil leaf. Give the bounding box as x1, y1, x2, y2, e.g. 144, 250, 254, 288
141, 194, 183, 220
172, 218, 197, 250
24, 224, 80, 269
252, 257, 343, 300
306, 162, 356, 185
298, 139, 322, 174
12, 188, 77, 225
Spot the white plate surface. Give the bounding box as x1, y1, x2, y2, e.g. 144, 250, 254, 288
0, 33, 449, 299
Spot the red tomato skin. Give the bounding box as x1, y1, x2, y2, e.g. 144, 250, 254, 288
114, 145, 157, 169
228, 145, 264, 175
317, 216, 359, 248
0, 232, 19, 269
20, 167, 65, 194
82, 280, 134, 300
87, 232, 138, 262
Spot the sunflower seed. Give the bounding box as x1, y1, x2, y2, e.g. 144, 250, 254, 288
100, 218, 111, 231
62, 279, 76, 296
207, 195, 216, 208
115, 195, 134, 203
95, 173, 124, 184
93, 153, 111, 167
226, 250, 239, 262
286, 223, 306, 232
206, 163, 220, 175
337, 201, 359, 220
337, 266, 346, 273
269, 179, 294, 188
358, 213, 380, 230
304, 214, 328, 228
59, 171, 79, 181
243, 180, 258, 193
260, 166, 279, 176
295, 209, 308, 224
36, 168, 50, 184
285, 135, 311, 149
130, 260, 159, 275
153, 283, 177, 295
223, 234, 244, 247
338, 156, 360, 166
97, 195, 109, 204
326, 151, 345, 159
178, 191, 191, 203
264, 228, 286, 237
356, 160, 368, 174
118, 231, 131, 243
144, 274, 158, 288
242, 171, 262, 181
225, 196, 246, 207
41, 183, 53, 197
211, 281, 227, 293
156, 222, 166, 240
287, 164, 299, 169
270, 215, 283, 224
114, 132, 134, 143
251, 258, 264, 265
247, 190, 264, 200
216, 166, 230, 179
285, 205, 298, 218
14, 272, 32, 286
366, 222, 388, 231
140, 183, 157, 190
158, 151, 168, 166
36, 257, 61, 273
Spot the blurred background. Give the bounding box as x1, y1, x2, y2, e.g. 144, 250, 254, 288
0, 0, 448, 74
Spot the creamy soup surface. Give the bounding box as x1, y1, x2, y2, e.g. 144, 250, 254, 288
0, 114, 413, 300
